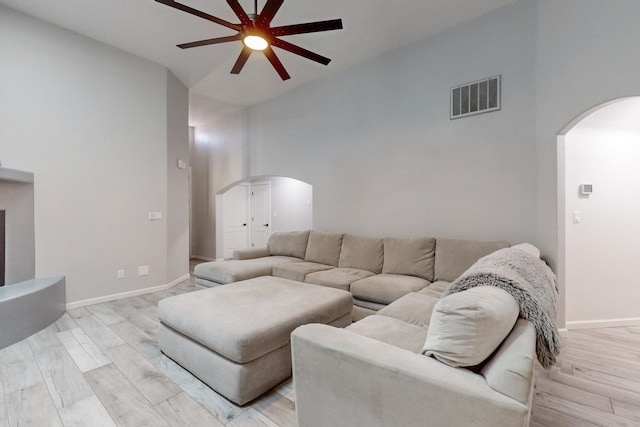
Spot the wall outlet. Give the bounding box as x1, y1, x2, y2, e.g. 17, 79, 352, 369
148, 211, 163, 221
117, 269, 125, 279
138, 265, 149, 276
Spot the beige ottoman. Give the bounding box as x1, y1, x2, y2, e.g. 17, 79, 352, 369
158, 276, 352, 405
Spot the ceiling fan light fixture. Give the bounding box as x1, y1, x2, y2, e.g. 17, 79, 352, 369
157, 0, 343, 80
243, 35, 269, 51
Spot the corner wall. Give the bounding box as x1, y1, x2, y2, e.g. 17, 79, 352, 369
166, 70, 190, 282
0, 7, 189, 303
191, 110, 249, 260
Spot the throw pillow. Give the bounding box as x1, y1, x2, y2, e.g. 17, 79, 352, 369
422, 286, 519, 367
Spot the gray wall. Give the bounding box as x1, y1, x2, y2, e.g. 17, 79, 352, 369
0, 7, 189, 303
193, 0, 640, 327
247, 1, 538, 242
166, 70, 190, 281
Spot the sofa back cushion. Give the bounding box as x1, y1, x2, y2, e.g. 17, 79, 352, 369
434, 238, 509, 282
422, 286, 519, 367
382, 237, 436, 281
268, 230, 310, 259
304, 230, 344, 267
338, 234, 384, 273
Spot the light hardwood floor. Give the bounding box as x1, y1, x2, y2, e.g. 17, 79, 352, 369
1, 267, 639, 426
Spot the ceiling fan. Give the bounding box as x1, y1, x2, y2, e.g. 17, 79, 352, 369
156, 0, 343, 80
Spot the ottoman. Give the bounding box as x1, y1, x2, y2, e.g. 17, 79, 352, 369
158, 276, 353, 405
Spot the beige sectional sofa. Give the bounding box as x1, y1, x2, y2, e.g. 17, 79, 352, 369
193, 229, 509, 320
288, 243, 552, 427
184, 231, 550, 424
292, 311, 536, 427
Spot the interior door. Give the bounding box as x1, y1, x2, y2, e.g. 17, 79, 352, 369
251, 183, 271, 248
222, 184, 250, 258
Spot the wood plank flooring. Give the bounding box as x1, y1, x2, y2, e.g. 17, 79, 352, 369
533, 327, 640, 426
0, 263, 639, 426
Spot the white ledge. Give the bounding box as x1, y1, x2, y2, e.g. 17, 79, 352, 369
0, 167, 34, 184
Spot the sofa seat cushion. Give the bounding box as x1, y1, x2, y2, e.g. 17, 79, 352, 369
423, 286, 519, 367
158, 276, 353, 364
382, 237, 436, 281
338, 234, 384, 274
347, 315, 428, 353
417, 280, 451, 299
272, 262, 334, 282
350, 274, 430, 305
351, 305, 377, 322
434, 238, 509, 282
304, 230, 344, 267
377, 292, 440, 327
352, 298, 386, 311
193, 256, 300, 285
268, 230, 310, 258
305, 268, 375, 291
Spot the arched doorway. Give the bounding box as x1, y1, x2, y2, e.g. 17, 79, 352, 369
216, 176, 313, 259
558, 97, 640, 329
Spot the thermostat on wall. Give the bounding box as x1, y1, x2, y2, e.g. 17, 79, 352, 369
579, 184, 593, 195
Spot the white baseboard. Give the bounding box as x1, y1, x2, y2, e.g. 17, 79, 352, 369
66, 273, 192, 310
565, 317, 640, 330
166, 273, 190, 289
190, 255, 215, 262
557, 328, 569, 337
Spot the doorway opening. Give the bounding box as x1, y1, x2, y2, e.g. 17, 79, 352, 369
558, 96, 640, 329
216, 176, 313, 259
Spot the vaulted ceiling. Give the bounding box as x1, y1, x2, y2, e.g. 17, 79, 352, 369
1, 0, 517, 123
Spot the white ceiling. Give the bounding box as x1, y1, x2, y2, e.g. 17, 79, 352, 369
1, 0, 516, 124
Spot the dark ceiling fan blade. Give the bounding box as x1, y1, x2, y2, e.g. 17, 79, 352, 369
156, 0, 241, 31
263, 46, 291, 80
226, 0, 252, 26
231, 47, 253, 74
271, 39, 331, 65
270, 19, 343, 37
178, 34, 242, 49
256, 0, 285, 28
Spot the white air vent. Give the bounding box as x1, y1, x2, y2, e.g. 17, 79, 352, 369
451, 75, 501, 119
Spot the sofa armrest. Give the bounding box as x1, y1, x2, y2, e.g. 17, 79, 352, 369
233, 247, 270, 260
291, 324, 530, 427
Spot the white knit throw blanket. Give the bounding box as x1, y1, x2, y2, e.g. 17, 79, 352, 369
445, 247, 560, 369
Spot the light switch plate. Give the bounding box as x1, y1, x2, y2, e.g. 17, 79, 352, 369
573, 211, 581, 224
